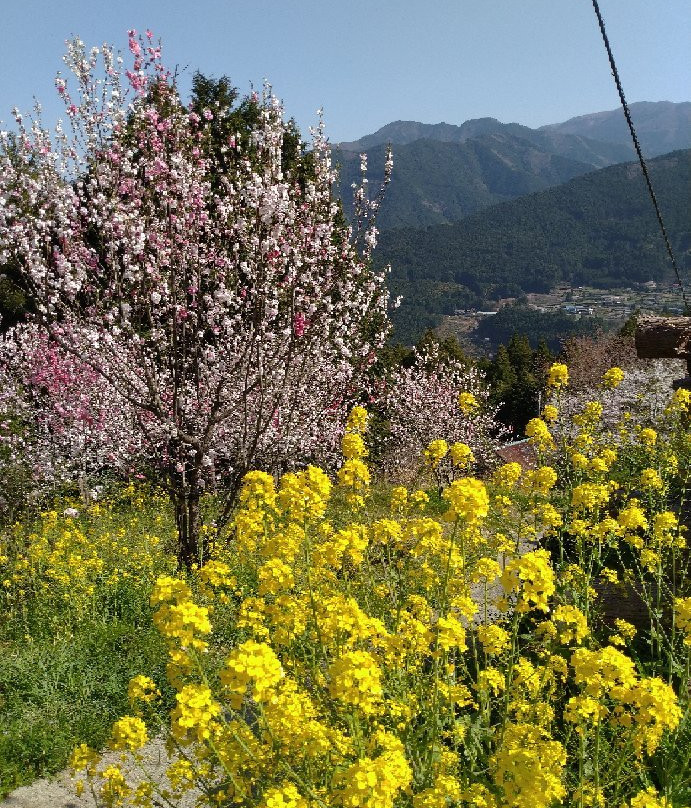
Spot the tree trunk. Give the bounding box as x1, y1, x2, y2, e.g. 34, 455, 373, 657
171, 457, 203, 571
216, 464, 247, 536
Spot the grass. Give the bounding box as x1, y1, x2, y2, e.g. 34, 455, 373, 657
0, 620, 169, 796
0, 489, 177, 798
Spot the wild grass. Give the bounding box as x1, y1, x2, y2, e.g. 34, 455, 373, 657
0, 488, 177, 797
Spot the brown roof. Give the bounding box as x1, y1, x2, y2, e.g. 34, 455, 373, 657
495, 440, 537, 470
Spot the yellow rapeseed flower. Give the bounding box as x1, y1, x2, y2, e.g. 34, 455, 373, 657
525, 418, 555, 452
477, 624, 510, 656
547, 362, 569, 390
424, 439, 449, 466
443, 478, 489, 523
602, 366, 625, 389
127, 675, 160, 705
328, 650, 383, 714
110, 715, 148, 751
450, 441, 475, 468
342, 432, 368, 460
493, 722, 566, 808
542, 404, 559, 423
458, 391, 478, 414
171, 684, 221, 743
220, 640, 284, 709
346, 405, 369, 433
501, 550, 555, 613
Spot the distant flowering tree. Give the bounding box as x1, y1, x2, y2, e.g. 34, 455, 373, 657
382, 344, 509, 480
0, 31, 391, 566
552, 359, 686, 437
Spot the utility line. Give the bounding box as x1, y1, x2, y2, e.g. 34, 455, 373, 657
590, 0, 689, 313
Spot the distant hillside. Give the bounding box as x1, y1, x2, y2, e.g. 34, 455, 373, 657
340, 103, 690, 157
338, 115, 634, 161
542, 101, 691, 158
335, 102, 688, 230
335, 128, 633, 230
376, 150, 690, 344
335, 134, 620, 229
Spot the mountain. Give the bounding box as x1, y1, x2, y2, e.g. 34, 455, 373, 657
338, 116, 628, 157
375, 150, 690, 343
335, 119, 635, 229
541, 101, 691, 158
335, 136, 615, 230
334, 102, 689, 230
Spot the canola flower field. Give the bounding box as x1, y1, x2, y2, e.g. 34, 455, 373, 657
1, 366, 690, 808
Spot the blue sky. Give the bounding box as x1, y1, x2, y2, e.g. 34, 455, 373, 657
2, 0, 688, 143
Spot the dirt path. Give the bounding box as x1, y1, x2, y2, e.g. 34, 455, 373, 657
0, 737, 198, 808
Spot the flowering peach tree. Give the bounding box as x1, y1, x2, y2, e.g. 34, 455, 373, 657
0, 32, 391, 566
382, 344, 509, 484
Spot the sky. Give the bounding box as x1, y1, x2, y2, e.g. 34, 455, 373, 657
1, 0, 688, 143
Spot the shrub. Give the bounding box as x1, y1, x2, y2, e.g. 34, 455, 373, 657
70, 379, 690, 807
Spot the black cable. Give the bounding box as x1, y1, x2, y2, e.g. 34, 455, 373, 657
590, 0, 689, 313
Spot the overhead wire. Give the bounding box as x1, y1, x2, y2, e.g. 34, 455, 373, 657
589, 0, 689, 313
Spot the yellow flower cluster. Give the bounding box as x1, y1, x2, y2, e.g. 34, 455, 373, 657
423, 438, 448, 467
675, 597, 691, 646
628, 787, 672, 807
525, 417, 555, 452
153, 599, 211, 651
665, 387, 690, 414
450, 441, 474, 468
572, 482, 610, 511
542, 403, 559, 423
492, 462, 522, 488
547, 362, 569, 389
501, 550, 555, 613
239, 470, 278, 510
258, 783, 309, 808
334, 733, 412, 808
62, 386, 691, 808
547, 605, 589, 645
127, 675, 160, 705
346, 405, 369, 433
569, 646, 681, 756
342, 432, 368, 460
279, 466, 332, 521
221, 639, 284, 709
442, 477, 489, 522
329, 650, 383, 714
477, 624, 509, 656
602, 366, 625, 389
110, 716, 148, 751
458, 391, 478, 414
171, 684, 221, 743
493, 722, 566, 808
1, 491, 176, 620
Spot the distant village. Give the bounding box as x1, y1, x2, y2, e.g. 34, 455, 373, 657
456, 280, 686, 323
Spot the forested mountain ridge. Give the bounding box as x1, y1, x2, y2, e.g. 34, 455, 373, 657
335, 123, 635, 230
376, 149, 690, 343
335, 134, 618, 229
338, 102, 690, 157
337, 115, 634, 163
334, 102, 689, 230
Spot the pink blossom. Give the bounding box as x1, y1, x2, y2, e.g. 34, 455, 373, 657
293, 312, 306, 337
